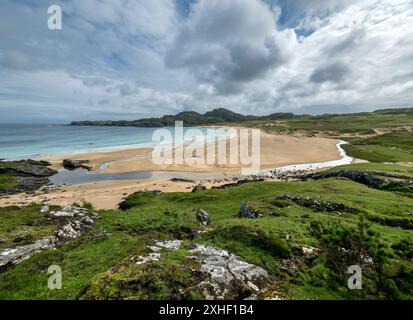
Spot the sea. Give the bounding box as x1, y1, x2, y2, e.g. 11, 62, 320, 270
0, 124, 225, 160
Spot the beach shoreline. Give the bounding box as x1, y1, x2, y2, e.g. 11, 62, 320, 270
0, 129, 352, 209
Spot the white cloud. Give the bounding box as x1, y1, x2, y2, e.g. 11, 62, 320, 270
0, 0, 412, 121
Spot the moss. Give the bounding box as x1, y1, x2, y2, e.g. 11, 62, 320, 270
82, 250, 204, 300
0, 174, 17, 192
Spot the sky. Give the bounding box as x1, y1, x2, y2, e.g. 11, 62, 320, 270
0, 0, 412, 122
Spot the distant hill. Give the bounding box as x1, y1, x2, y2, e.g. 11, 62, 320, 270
70, 107, 413, 128
70, 107, 295, 127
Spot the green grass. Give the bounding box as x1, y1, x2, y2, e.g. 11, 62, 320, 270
240, 110, 413, 134
0, 232, 145, 299
343, 131, 413, 163
0, 205, 59, 251
1, 160, 413, 300
0, 174, 17, 192
1, 167, 412, 300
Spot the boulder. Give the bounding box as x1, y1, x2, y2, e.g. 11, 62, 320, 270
239, 201, 261, 219
62, 159, 92, 171
196, 209, 210, 225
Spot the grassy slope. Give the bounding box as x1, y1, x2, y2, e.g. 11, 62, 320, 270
250, 109, 413, 134
1, 109, 413, 300
240, 109, 413, 163
343, 131, 413, 163
1, 171, 412, 299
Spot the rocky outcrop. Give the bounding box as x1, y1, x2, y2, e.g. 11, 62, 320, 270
195, 209, 210, 226
0, 206, 99, 272
188, 244, 269, 300
0, 159, 56, 177
212, 178, 265, 190
0, 160, 57, 195
276, 194, 359, 215
300, 169, 413, 193
239, 201, 261, 219
133, 240, 270, 300
62, 159, 92, 171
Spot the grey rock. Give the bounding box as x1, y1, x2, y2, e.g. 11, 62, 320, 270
154, 240, 182, 250
0, 206, 99, 271
0, 237, 54, 271
196, 209, 210, 225
189, 244, 268, 299
239, 202, 260, 219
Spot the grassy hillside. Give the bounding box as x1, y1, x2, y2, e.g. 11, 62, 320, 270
1, 164, 412, 300
2, 108, 413, 300
252, 108, 413, 135
342, 131, 413, 163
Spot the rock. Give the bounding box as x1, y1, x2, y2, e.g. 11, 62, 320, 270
0, 159, 56, 178
276, 194, 359, 214
170, 178, 195, 183
0, 160, 57, 195
196, 209, 210, 225
301, 246, 319, 255
135, 253, 161, 265
300, 169, 413, 192
0, 237, 54, 272
40, 205, 49, 213
212, 178, 265, 190
192, 185, 207, 192
0, 205, 99, 271
154, 240, 183, 250
239, 202, 261, 219
189, 244, 269, 299
62, 159, 92, 171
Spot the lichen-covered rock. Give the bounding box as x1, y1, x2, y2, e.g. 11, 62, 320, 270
0, 205, 99, 271
195, 209, 210, 225
188, 244, 269, 299
0, 237, 54, 272
154, 240, 183, 250
239, 201, 261, 219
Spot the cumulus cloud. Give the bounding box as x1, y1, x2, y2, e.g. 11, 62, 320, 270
0, 0, 412, 121
310, 62, 351, 84
166, 0, 295, 95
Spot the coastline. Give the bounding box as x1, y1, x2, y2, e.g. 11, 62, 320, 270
43, 130, 343, 174
0, 128, 352, 209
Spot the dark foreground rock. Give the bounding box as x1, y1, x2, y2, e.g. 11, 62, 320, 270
212, 178, 265, 190
299, 169, 413, 193
276, 194, 360, 215
0, 160, 57, 195
0, 159, 56, 177
0, 205, 99, 272
62, 159, 92, 171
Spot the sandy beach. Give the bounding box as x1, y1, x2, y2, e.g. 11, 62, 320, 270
0, 130, 345, 209
46, 130, 341, 174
